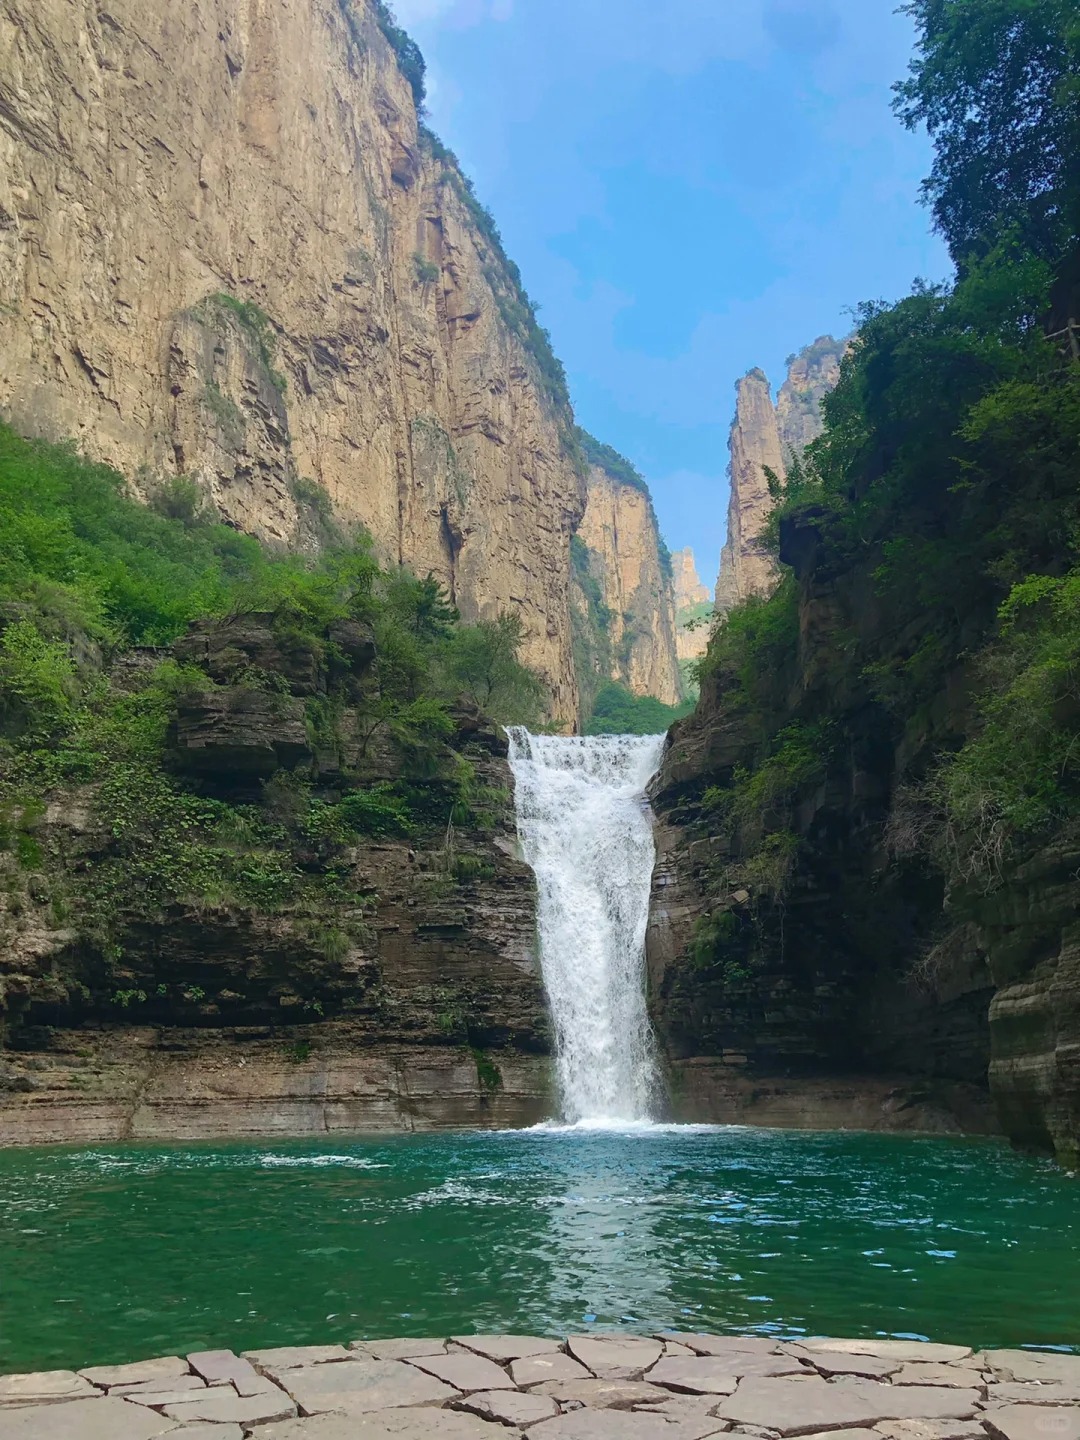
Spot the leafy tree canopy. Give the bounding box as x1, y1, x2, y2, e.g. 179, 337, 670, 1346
895, 0, 1080, 292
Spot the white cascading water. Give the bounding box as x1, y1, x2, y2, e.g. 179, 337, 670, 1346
506, 729, 666, 1124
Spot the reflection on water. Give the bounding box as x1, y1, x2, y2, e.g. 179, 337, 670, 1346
0, 1126, 1077, 1371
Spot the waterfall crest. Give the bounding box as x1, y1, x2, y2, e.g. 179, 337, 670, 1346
506, 729, 666, 1124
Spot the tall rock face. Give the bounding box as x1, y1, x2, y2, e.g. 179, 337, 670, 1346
714, 369, 784, 615
571, 464, 682, 710
671, 547, 712, 668
775, 337, 846, 455
0, 0, 585, 722
648, 497, 1079, 1164
714, 338, 845, 616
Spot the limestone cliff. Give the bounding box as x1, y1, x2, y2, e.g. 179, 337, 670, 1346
0, 0, 585, 722
571, 446, 682, 711
671, 547, 712, 668
714, 338, 845, 615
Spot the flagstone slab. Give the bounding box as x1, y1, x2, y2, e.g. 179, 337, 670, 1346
797, 1341, 973, 1365
187, 1350, 267, 1396
791, 1349, 899, 1379
113, 1376, 208, 1398
660, 1336, 781, 1358
252, 1410, 524, 1439
405, 1352, 515, 1392
163, 1389, 296, 1426
566, 1336, 665, 1379
632, 1394, 729, 1424
717, 1376, 980, 1436
531, 1379, 672, 1409
645, 1357, 740, 1395
352, 1340, 449, 1362
452, 1336, 562, 1362
982, 1405, 1080, 1440
892, 1363, 984, 1387
168, 1427, 242, 1440
0, 1371, 99, 1407
453, 1388, 560, 1425
511, 1353, 592, 1387
530, 1409, 729, 1439
0, 1397, 178, 1439
243, 1346, 352, 1371
987, 1384, 1080, 1406
80, 1358, 190, 1390
831, 1380, 981, 1421
982, 1354, 1080, 1386
280, 1359, 458, 1415
799, 1432, 882, 1440
874, 1422, 986, 1440
166, 1428, 241, 1440
128, 1387, 229, 1409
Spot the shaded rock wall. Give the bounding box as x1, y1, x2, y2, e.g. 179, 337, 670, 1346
714, 338, 845, 616
0, 0, 585, 722
648, 497, 1080, 1164
573, 465, 682, 706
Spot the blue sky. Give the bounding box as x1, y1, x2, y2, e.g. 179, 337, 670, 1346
393, 0, 952, 586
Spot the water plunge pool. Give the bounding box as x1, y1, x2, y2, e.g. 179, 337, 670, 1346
0, 1125, 1076, 1373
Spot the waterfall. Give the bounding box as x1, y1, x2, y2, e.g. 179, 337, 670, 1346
506, 729, 666, 1124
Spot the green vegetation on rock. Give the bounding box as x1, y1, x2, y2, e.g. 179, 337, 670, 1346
584, 682, 692, 737
0, 425, 547, 1014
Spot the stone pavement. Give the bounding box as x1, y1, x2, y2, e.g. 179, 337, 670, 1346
1, 1333, 1078, 1439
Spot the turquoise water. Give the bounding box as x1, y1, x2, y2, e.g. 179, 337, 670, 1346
0, 1126, 1076, 1372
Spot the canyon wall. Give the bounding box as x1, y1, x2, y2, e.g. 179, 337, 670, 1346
572, 459, 683, 710
714, 338, 845, 615
671, 547, 712, 673
0, 0, 585, 722
648, 496, 1079, 1164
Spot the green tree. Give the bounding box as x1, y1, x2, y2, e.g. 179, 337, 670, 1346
443, 613, 547, 727
895, 0, 1080, 304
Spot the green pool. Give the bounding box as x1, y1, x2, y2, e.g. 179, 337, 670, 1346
0, 1125, 1076, 1372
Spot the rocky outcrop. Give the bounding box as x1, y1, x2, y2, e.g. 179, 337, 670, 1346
671, 547, 712, 668
775, 337, 846, 455
0, 0, 585, 722
572, 464, 682, 707
648, 490, 1080, 1164
714, 338, 846, 616
0, 614, 553, 1142
671, 548, 710, 613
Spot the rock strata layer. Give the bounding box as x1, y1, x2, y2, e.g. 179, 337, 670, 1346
0, 613, 551, 1143
0, 0, 586, 721
2, 1333, 1075, 1438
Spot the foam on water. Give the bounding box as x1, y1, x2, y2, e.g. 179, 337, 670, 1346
506, 728, 667, 1124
